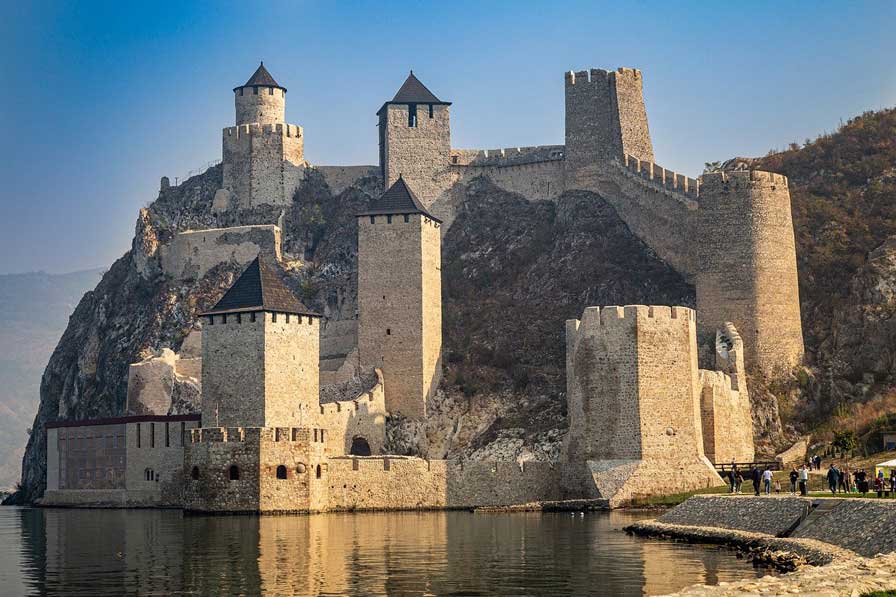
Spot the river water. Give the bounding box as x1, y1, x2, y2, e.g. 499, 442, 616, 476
0, 507, 770, 596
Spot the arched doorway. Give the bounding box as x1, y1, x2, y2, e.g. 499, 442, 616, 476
349, 436, 372, 456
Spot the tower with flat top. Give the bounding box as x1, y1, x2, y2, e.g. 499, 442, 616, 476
220, 63, 305, 210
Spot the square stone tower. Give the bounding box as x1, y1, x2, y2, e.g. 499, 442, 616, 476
565, 305, 722, 506
377, 71, 451, 206
200, 255, 321, 428
220, 63, 305, 210
564, 68, 654, 185
357, 177, 443, 418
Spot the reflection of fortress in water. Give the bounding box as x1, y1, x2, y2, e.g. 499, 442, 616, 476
15, 509, 762, 596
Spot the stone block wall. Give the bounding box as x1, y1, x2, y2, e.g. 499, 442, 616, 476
318, 370, 387, 456
698, 370, 754, 464
126, 418, 199, 505
325, 457, 566, 511
160, 224, 282, 281
695, 170, 804, 375
357, 213, 442, 418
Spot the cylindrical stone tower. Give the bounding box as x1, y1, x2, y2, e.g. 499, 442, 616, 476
234, 62, 286, 126
695, 170, 804, 377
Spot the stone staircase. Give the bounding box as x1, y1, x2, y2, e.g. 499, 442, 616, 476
785, 498, 841, 537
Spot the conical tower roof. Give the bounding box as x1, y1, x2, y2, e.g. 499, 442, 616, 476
203, 255, 317, 316
234, 62, 286, 92
357, 176, 441, 222
377, 71, 450, 115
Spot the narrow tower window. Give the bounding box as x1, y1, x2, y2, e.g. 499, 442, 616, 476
408, 104, 418, 127
229, 465, 240, 481
276, 465, 288, 479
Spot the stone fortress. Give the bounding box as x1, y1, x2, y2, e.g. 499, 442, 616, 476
41, 62, 803, 510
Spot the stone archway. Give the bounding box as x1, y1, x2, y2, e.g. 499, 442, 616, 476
349, 436, 372, 456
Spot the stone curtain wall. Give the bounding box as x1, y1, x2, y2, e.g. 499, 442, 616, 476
160, 224, 282, 281
699, 370, 754, 464
382, 104, 451, 204
696, 171, 804, 374
235, 86, 286, 126
318, 371, 387, 455
326, 457, 565, 510
125, 418, 199, 506
358, 214, 441, 418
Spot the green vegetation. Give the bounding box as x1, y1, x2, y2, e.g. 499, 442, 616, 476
861, 591, 896, 597
629, 485, 729, 507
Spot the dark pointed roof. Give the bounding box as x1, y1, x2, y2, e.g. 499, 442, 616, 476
377, 71, 450, 115
233, 62, 287, 92
203, 255, 318, 316
357, 176, 441, 222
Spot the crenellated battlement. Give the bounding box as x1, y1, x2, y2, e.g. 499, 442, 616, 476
187, 426, 327, 444
318, 388, 379, 417
450, 145, 565, 167
699, 169, 788, 189
620, 155, 700, 199
567, 305, 697, 349
565, 67, 643, 86
223, 123, 303, 140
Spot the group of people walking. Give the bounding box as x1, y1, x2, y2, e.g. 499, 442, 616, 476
726, 461, 896, 498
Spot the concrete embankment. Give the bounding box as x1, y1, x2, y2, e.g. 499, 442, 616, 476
630, 495, 896, 557
626, 495, 896, 594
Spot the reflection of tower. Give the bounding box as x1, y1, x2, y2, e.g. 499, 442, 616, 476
220, 63, 305, 210
357, 177, 443, 418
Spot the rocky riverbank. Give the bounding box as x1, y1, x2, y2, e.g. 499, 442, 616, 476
664, 551, 896, 596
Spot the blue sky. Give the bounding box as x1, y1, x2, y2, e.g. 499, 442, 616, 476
1, 0, 893, 274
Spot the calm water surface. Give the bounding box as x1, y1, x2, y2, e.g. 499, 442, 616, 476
0, 507, 771, 596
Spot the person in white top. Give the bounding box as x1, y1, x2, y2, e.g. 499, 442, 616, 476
798, 465, 809, 496
762, 467, 773, 495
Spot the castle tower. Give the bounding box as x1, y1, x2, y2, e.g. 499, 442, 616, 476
221, 63, 305, 210
377, 71, 451, 206
695, 171, 804, 377
564, 68, 654, 184
357, 177, 443, 418
564, 305, 722, 506
200, 255, 321, 428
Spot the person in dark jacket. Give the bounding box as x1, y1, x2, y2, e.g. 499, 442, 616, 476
826, 463, 840, 494
789, 467, 799, 494
751, 466, 762, 496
